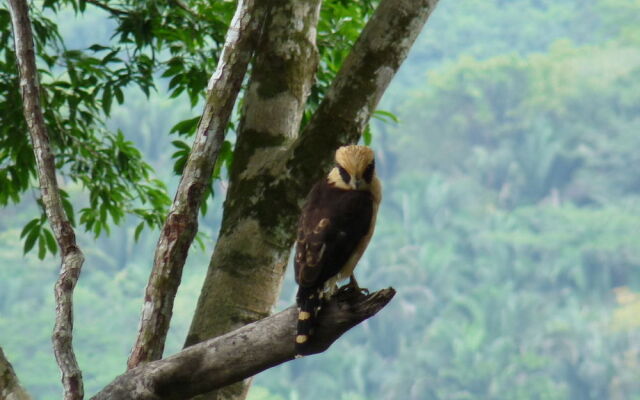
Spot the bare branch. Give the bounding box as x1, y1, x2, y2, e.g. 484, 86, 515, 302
85, 0, 199, 19
1, 347, 32, 400
170, 0, 199, 19
94, 289, 395, 400
8, 1, 85, 399
84, 0, 129, 16
127, 0, 269, 369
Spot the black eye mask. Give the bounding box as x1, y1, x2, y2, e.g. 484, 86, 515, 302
338, 165, 351, 184
363, 161, 374, 183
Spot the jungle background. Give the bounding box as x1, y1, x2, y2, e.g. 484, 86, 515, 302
1, 0, 640, 399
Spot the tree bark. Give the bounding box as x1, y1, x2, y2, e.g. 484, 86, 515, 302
185, 1, 321, 399
8, 0, 86, 398
92, 289, 395, 400
0, 347, 31, 400
127, 0, 269, 370
186, 0, 438, 398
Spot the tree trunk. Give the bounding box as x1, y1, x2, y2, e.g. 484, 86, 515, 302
186, 0, 439, 399
184, 1, 321, 399
0, 347, 31, 400
8, 0, 85, 398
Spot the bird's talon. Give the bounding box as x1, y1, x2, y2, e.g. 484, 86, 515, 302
337, 284, 353, 294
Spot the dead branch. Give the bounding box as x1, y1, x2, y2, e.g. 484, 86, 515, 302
94, 288, 395, 400
8, 0, 85, 399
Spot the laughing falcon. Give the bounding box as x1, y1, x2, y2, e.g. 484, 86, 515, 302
294, 145, 382, 355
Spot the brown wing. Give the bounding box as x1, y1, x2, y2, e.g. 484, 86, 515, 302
294, 181, 373, 288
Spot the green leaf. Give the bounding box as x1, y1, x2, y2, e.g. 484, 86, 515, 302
134, 221, 145, 242
362, 124, 372, 146
102, 85, 113, 115
170, 116, 200, 136
88, 44, 110, 52
38, 235, 47, 260
213, 140, 233, 178
20, 218, 41, 238
373, 109, 399, 124
194, 232, 206, 251
114, 86, 124, 104
24, 227, 40, 254
171, 140, 191, 151
43, 228, 58, 255
60, 190, 75, 227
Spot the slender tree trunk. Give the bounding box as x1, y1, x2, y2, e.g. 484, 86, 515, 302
127, 0, 269, 370
184, 2, 321, 399
8, 0, 86, 398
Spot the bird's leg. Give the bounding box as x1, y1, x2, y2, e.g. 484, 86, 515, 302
350, 275, 370, 295
338, 275, 369, 295
323, 283, 340, 300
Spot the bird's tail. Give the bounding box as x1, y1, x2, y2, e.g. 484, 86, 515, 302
295, 286, 321, 357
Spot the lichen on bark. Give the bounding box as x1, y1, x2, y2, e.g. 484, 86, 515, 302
186, 3, 439, 400
185, 2, 322, 399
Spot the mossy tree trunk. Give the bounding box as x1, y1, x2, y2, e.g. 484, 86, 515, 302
185, 1, 439, 399
185, 1, 322, 399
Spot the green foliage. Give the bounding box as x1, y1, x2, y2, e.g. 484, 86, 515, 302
2, 0, 389, 258
393, 42, 640, 207
20, 215, 57, 259
315, 0, 376, 92
1, 1, 193, 256
303, 0, 380, 133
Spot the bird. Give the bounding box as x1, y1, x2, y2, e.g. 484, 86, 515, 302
293, 144, 382, 356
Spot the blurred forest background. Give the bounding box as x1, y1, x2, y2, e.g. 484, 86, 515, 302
1, 0, 640, 399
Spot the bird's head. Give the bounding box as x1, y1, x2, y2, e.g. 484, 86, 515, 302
327, 145, 376, 190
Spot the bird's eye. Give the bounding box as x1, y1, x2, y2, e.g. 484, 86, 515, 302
363, 161, 375, 183
338, 166, 351, 184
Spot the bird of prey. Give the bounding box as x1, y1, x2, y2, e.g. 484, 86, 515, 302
294, 145, 382, 356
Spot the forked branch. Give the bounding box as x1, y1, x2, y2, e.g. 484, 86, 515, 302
8, 0, 85, 399
94, 288, 395, 400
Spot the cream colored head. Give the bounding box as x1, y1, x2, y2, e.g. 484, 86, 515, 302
327, 145, 376, 190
